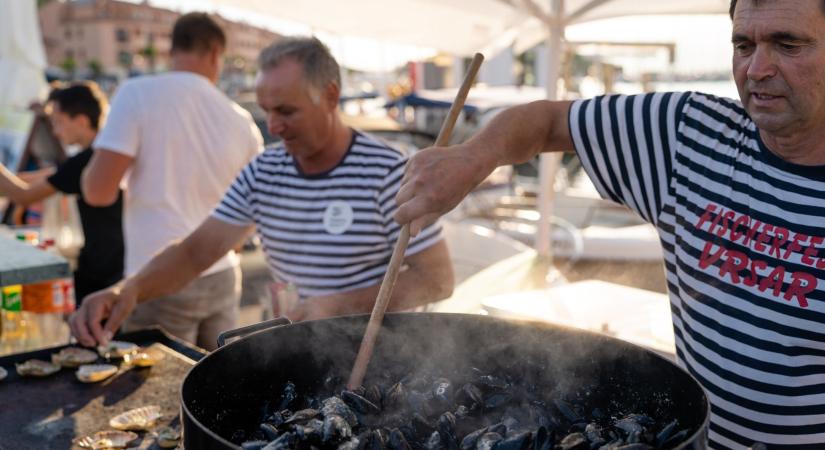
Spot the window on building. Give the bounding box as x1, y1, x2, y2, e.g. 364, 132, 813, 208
118, 51, 133, 67
116, 28, 128, 42
64, 29, 72, 39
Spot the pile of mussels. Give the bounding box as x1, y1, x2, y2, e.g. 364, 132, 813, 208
235, 368, 693, 450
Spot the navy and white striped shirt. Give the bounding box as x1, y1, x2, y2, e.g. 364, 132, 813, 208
213, 131, 442, 299
571, 92, 825, 450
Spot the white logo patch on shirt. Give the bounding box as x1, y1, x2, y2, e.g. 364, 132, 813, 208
323, 200, 354, 235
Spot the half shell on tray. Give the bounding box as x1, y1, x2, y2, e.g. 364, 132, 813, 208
155, 426, 181, 448
52, 347, 98, 367
109, 405, 162, 431
16, 359, 60, 377
97, 340, 139, 359
0, 366, 7, 381
124, 346, 165, 367
73, 430, 138, 449
76, 364, 118, 383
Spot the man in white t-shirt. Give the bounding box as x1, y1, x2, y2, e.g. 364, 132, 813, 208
80, 13, 263, 350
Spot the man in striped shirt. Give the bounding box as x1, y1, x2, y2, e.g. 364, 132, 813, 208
394, 0, 825, 448
70, 36, 454, 346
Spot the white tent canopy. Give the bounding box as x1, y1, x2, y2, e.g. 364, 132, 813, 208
183, 0, 730, 57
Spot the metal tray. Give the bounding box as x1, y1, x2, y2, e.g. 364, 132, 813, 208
0, 327, 206, 450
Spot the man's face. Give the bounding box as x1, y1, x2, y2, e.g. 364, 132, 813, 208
255, 59, 337, 160
732, 0, 825, 136
48, 103, 87, 147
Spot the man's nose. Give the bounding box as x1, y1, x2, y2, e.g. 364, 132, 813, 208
267, 114, 285, 136
747, 45, 777, 81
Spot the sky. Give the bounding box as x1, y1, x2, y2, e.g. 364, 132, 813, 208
129, 0, 734, 75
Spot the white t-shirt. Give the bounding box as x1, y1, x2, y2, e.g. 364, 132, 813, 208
94, 71, 263, 277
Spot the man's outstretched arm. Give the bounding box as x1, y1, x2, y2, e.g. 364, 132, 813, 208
69, 217, 255, 346
394, 100, 574, 234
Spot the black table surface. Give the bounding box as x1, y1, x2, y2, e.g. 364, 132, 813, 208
0, 327, 206, 450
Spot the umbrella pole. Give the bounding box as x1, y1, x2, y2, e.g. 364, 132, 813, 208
536, 0, 565, 279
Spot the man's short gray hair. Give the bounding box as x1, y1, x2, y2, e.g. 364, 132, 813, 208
729, 0, 825, 18
258, 36, 341, 102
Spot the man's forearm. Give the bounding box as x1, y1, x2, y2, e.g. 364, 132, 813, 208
464, 100, 573, 169
0, 165, 54, 206
0, 165, 28, 202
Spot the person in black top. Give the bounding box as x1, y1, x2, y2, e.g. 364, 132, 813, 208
0, 82, 124, 301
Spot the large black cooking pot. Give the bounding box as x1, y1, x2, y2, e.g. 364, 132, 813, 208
181, 313, 709, 449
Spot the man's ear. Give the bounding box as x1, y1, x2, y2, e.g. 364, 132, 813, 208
209, 45, 222, 67
324, 82, 340, 109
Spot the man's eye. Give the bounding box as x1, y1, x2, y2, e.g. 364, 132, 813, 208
733, 42, 753, 53
778, 43, 802, 53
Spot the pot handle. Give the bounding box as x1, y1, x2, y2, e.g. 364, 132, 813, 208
217, 317, 292, 348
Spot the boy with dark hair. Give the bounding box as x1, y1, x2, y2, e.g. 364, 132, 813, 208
0, 82, 124, 301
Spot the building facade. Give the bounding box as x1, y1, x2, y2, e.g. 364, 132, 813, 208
39, 0, 280, 78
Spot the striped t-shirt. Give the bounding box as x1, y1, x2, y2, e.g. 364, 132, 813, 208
213, 131, 442, 299
570, 92, 825, 449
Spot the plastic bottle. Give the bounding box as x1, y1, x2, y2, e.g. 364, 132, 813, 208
23, 280, 67, 348
42, 238, 75, 341
22, 239, 73, 347
61, 278, 76, 316
1, 285, 26, 354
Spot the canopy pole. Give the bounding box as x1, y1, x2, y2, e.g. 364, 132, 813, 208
535, 0, 565, 265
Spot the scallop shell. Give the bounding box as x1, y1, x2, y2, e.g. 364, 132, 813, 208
109, 405, 162, 431
124, 346, 165, 367
52, 347, 98, 367
97, 340, 139, 359
155, 426, 181, 448
73, 430, 138, 449
76, 364, 118, 383
0, 367, 7, 381
16, 359, 61, 377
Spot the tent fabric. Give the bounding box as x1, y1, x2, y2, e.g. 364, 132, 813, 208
181, 0, 730, 56
0, 0, 48, 108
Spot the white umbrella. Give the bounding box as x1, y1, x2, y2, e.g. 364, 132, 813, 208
0, 0, 48, 171
178, 0, 729, 57
0, 0, 48, 109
